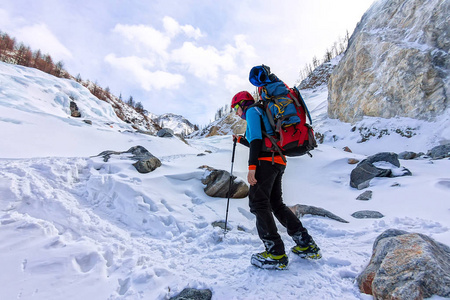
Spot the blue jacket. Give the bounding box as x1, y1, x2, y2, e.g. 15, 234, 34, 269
245, 106, 274, 142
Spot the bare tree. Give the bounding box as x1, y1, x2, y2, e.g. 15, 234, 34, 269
42, 54, 54, 74
324, 48, 333, 63
32, 49, 42, 68
135, 101, 144, 113
55, 61, 64, 77
312, 56, 319, 68
127, 96, 135, 107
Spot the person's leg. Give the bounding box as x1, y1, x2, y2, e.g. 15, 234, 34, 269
267, 164, 322, 259
249, 162, 285, 255
269, 164, 306, 237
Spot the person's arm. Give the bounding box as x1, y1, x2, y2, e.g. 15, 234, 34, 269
245, 107, 264, 186
247, 139, 262, 186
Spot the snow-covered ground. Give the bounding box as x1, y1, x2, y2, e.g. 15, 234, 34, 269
1, 62, 449, 299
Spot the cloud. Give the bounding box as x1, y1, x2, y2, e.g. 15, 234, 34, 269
113, 24, 171, 56
171, 42, 236, 82
170, 35, 256, 84
12, 23, 72, 61
163, 16, 204, 40
104, 54, 184, 90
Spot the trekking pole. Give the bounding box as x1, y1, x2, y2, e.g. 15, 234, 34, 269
224, 137, 237, 236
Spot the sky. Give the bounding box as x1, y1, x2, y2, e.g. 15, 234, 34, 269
0, 0, 376, 125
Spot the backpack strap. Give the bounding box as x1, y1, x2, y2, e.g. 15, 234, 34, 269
255, 112, 286, 163
290, 87, 313, 125
261, 130, 287, 163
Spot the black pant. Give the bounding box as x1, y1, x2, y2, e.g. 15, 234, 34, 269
249, 161, 305, 255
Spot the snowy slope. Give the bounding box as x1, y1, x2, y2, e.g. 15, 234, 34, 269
0, 62, 449, 299
153, 113, 197, 136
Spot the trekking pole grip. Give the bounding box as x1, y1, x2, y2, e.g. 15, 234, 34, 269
231, 138, 237, 162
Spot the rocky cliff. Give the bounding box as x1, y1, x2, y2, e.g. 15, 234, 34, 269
189, 112, 246, 138
328, 0, 449, 123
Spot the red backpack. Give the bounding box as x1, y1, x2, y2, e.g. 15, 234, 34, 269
256, 86, 317, 162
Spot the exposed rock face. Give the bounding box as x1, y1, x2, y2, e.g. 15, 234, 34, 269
191, 113, 246, 138
357, 229, 450, 299
70, 101, 81, 117
328, 0, 449, 123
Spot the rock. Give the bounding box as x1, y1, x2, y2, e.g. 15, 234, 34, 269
351, 210, 384, 219
132, 157, 161, 173
350, 152, 411, 190
350, 160, 388, 190
356, 190, 373, 200
96, 146, 161, 174
157, 128, 174, 137
328, 0, 449, 123
427, 143, 450, 159
83, 119, 92, 125
357, 229, 450, 299
169, 288, 212, 300
127, 146, 161, 173
348, 158, 360, 164
365, 152, 400, 167
211, 221, 228, 231
200, 166, 248, 198
343, 146, 352, 153
70, 101, 81, 117
290, 204, 349, 223
398, 151, 417, 160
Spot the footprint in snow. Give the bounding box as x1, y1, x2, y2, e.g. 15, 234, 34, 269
74, 252, 101, 273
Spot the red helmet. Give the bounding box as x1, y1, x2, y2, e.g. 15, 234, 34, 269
231, 91, 254, 108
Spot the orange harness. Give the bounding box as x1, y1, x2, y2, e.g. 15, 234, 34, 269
249, 156, 286, 170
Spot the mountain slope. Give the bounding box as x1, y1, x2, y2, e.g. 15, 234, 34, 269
153, 113, 198, 136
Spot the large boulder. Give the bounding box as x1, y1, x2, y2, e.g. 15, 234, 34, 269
350, 152, 411, 189
328, 0, 449, 123
357, 229, 450, 299
427, 143, 450, 159
97, 146, 161, 174
200, 166, 248, 198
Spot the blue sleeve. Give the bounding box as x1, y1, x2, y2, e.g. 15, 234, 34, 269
245, 107, 263, 143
